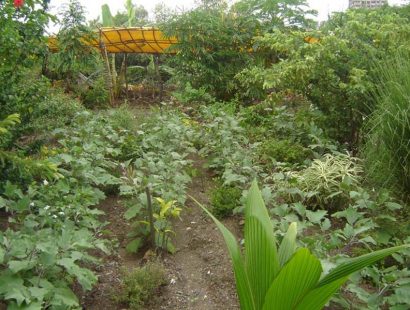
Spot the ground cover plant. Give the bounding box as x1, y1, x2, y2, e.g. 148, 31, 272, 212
0, 111, 131, 308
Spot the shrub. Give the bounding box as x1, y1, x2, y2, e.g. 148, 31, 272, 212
362, 52, 410, 197
0, 0, 51, 122
172, 82, 215, 105
257, 138, 311, 166
117, 262, 167, 309
0, 69, 51, 147
239, 96, 325, 149
29, 90, 84, 133
80, 76, 109, 108
211, 182, 242, 218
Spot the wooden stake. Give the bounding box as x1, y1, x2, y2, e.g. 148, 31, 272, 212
145, 186, 156, 249
125, 53, 129, 100
154, 55, 163, 101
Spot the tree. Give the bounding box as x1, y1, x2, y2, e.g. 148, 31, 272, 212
161, 1, 254, 99
0, 0, 52, 140
50, 0, 99, 82
161, 0, 317, 100
232, 0, 317, 30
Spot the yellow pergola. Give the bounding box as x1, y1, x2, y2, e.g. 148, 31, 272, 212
48, 27, 178, 54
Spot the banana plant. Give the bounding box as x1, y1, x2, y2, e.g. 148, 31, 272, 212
125, 0, 136, 27
197, 180, 409, 310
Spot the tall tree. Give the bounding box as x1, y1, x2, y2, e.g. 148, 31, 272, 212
232, 0, 317, 30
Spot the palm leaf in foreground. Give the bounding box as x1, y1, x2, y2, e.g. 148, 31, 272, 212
194, 180, 409, 310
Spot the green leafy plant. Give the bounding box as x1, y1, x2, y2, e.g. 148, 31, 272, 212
0, 114, 61, 184
28, 90, 84, 134
49, 0, 100, 89
151, 198, 181, 252
119, 111, 197, 253
0, 111, 132, 308
199, 111, 261, 186
211, 182, 242, 218
257, 138, 311, 166
197, 180, 409, 309
0, 224, 103, 309
81, 75, 110, 108
290, 153, 363, 207
172, 82, 216, 106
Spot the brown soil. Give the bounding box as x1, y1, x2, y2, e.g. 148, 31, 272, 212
147, 159, 240, 310
80, 158, 240, 310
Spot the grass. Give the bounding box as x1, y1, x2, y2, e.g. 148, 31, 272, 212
362, 52, 410, 198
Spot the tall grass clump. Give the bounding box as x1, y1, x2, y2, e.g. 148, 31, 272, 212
363, 52, 410, 198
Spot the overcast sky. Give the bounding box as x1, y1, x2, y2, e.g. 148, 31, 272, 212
48, 0, 407, 32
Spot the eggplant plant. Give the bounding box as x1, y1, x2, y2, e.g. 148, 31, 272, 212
197, 180, 409, 310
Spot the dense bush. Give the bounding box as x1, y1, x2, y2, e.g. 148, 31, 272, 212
79, 76, 110, 108
0, 0, 51, 127
236, 6, 410, 147
161, 0, 315, 100
211, 181, 243, 218
29, 90, 84, 133
0, 69, 51, 147
257, 138, 311, 166
172, 82, 216, 105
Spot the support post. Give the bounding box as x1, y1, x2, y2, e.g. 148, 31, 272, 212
99, 29, 114, 106
154, 55, 163, 101
125, 53, 129, 100
145, 186, 156, 249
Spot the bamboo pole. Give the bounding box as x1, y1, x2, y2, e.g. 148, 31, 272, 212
99, 29, 114, 106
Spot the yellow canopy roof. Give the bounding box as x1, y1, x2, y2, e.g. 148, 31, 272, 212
48, 27, 178, 54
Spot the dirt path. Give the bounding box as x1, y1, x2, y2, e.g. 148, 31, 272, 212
149, 158, 240, 310
80, 157, 240, 309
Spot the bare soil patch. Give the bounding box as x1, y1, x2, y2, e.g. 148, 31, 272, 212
149, 158, 240, 310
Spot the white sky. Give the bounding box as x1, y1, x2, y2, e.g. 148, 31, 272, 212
48, 0, 407, 32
